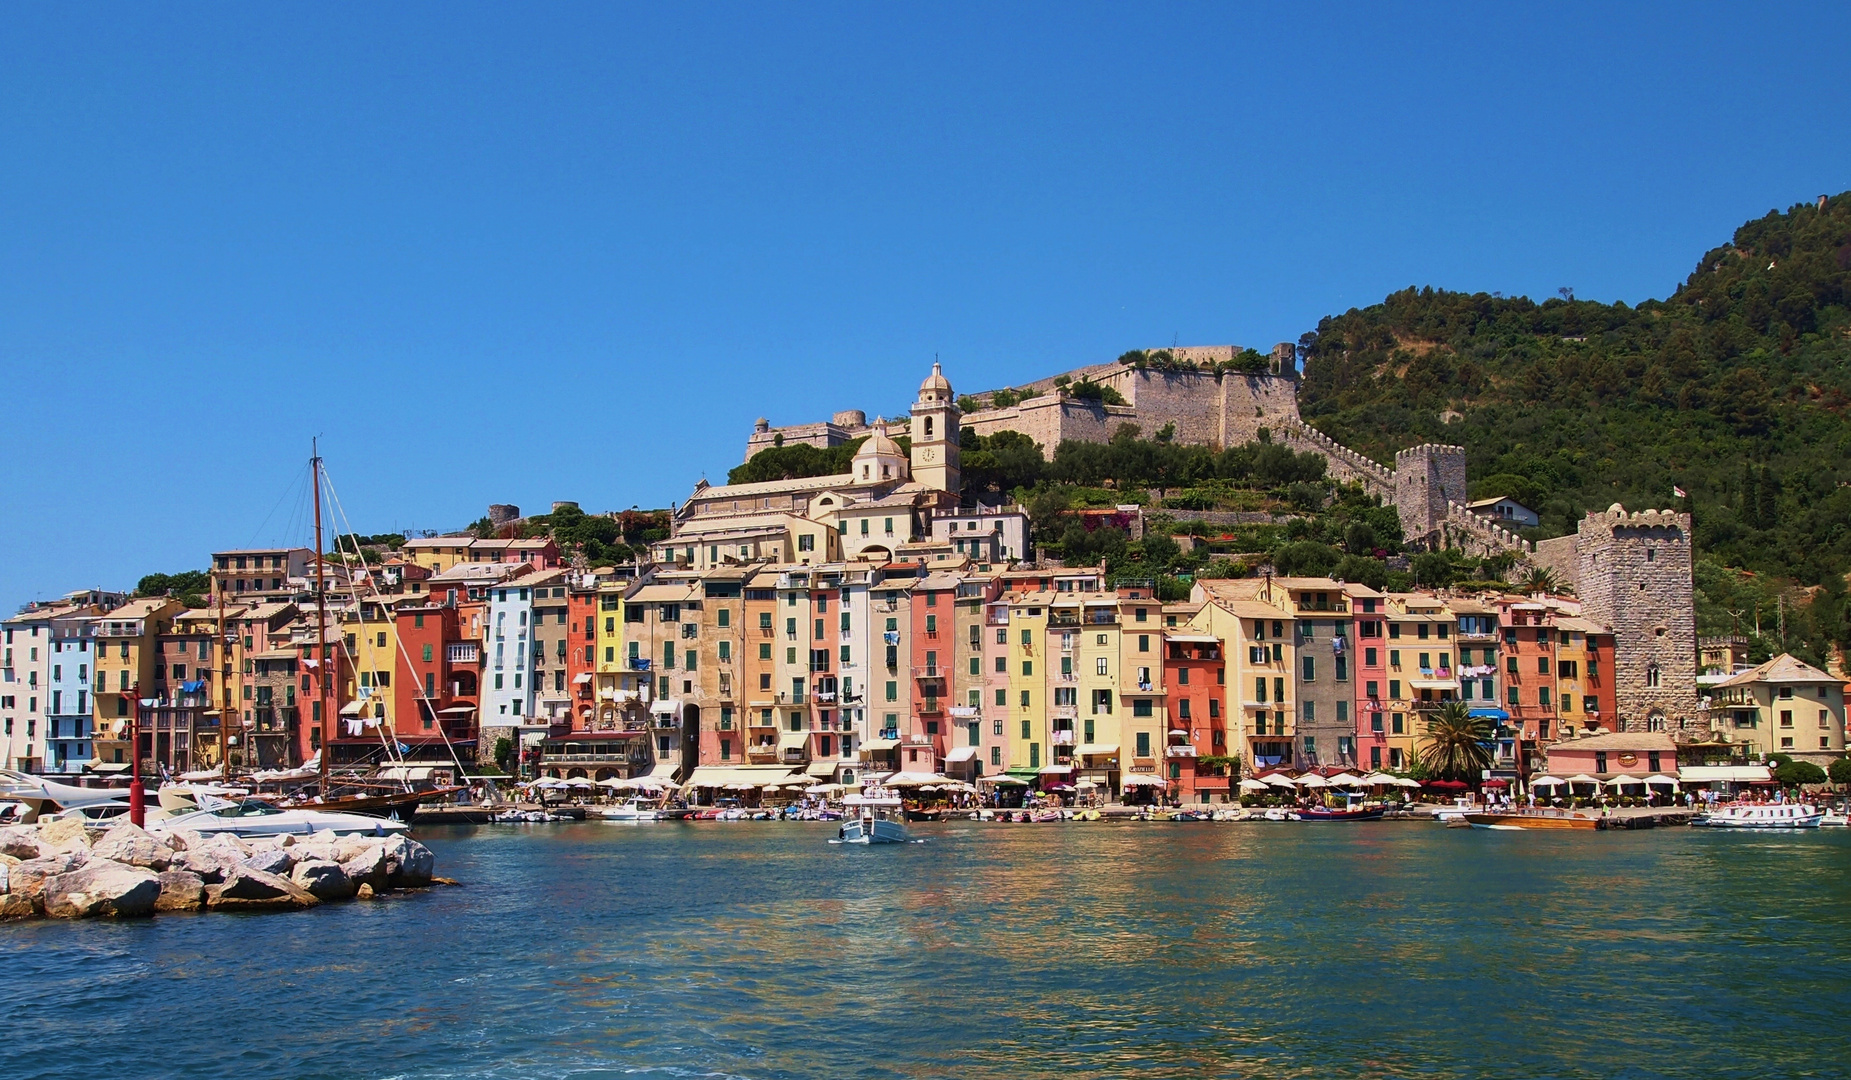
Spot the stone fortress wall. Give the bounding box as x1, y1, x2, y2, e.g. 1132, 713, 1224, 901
745, 348, 1501, 550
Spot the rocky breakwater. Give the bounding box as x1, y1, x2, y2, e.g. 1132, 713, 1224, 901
0, 818, 441, 921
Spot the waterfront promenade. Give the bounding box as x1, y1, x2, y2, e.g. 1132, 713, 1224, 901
6, 821, 1849, 1080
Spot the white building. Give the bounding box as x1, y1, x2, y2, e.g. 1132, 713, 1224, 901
45, 606, 103, 773
481, 570, 564, 759
2, 607, 53, 772
929, 506, 1031, 563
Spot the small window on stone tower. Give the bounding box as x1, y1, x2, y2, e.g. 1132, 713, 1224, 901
1645, 549, 1655, 562
924, 417, 933, 438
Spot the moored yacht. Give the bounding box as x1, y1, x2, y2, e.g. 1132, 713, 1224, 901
153, 795, 409, 838
1695, 802, 1822, 829
833, 786, 909, 844
595, 798, 663, 822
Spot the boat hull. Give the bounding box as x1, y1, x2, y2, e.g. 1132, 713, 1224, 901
305, 786, 464, 824
836, 819, 909, 844
1463, 812, 1597, 830
1299, 806, 1387, 822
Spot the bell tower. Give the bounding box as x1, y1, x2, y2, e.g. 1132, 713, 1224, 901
909, 362, 961, 494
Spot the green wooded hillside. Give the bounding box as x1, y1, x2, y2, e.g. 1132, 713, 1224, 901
1298, 192, 1851, 660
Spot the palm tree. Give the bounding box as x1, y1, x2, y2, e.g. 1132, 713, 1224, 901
1516, 565, 1559, 594
1418, 701, 1495, 782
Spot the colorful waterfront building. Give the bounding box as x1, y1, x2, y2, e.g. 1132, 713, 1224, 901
393, 599, 484, 765
89, 597, 184, 772
42, 599, 112, 774
1711, 654, 1847, 766
1163, 624, 1229, 803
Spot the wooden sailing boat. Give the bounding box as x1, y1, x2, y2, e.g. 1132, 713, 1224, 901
191, 443, 464, 824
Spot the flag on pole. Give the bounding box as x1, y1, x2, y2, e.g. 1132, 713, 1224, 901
1673, 485, 1687, 498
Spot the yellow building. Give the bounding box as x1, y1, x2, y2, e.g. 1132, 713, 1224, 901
1713, 654, 1848, 765
340, 595, 407, 740
90, 597, 184, 769
1113, 587, 1167, 795
1185, 594, 1296, 773
1005, 592, 1051, 773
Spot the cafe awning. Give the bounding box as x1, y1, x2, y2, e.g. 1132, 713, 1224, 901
777, 729, 808, 751
944, 746, 978, 762
573, 673, 593, 684
805, 761, 838, 777
1076, 743, 1118, 757
1120, 774, 1166, 787
859, 737, 899, 752
1037, 764, 1072, 775
1678, 765, 1773, 783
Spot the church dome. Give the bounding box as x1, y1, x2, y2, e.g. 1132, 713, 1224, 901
919, 362, 951, 395
857, 422, 904, 460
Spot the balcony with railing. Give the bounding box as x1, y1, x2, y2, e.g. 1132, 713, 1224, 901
446, 643, 480, 664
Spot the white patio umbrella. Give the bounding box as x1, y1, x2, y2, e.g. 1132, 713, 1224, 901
1299, 774, 1330, 789
1565, 774, 1601, 789
1264, 775, 1299, 788
1326, 772, 1365, 787
1643, 774, 1680, 787
1361, 772, 1399, 786
596, 777, 627, 789
1607, 775, 1646, 788
1530, 775, 1567, 788
1239, 778, 1271, 792
568, 779, 594, 789
978, 775, 1029, 786
1393, 777, 1422, 788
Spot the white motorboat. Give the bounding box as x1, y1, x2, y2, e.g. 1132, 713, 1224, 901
833, 787, 909, 844
1699, 802, 1822, 829
154, 796, 408, 838
0, 769, 131, 821
595, 799, 662, 822
1821, 811, 1849, 828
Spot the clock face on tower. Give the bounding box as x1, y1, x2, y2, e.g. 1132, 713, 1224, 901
921, 447, 936, 462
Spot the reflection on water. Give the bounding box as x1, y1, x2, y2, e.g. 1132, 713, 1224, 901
5, 822, 1850, 1079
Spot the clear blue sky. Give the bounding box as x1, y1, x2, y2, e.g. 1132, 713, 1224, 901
3, 3, 1848, 608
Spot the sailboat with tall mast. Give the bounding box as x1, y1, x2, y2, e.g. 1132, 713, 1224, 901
169, 443, 466, 823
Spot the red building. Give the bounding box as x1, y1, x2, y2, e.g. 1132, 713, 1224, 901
1164, 632, 1230, 804
908, 573, 955, 769
395, 601, 484, 763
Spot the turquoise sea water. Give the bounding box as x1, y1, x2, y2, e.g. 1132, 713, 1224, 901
5, 821, 1851, 1079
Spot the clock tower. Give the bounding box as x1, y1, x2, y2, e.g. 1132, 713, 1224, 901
909, 363, 961, 495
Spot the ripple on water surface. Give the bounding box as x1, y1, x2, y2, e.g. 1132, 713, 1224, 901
5, 822, 1851, 1080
